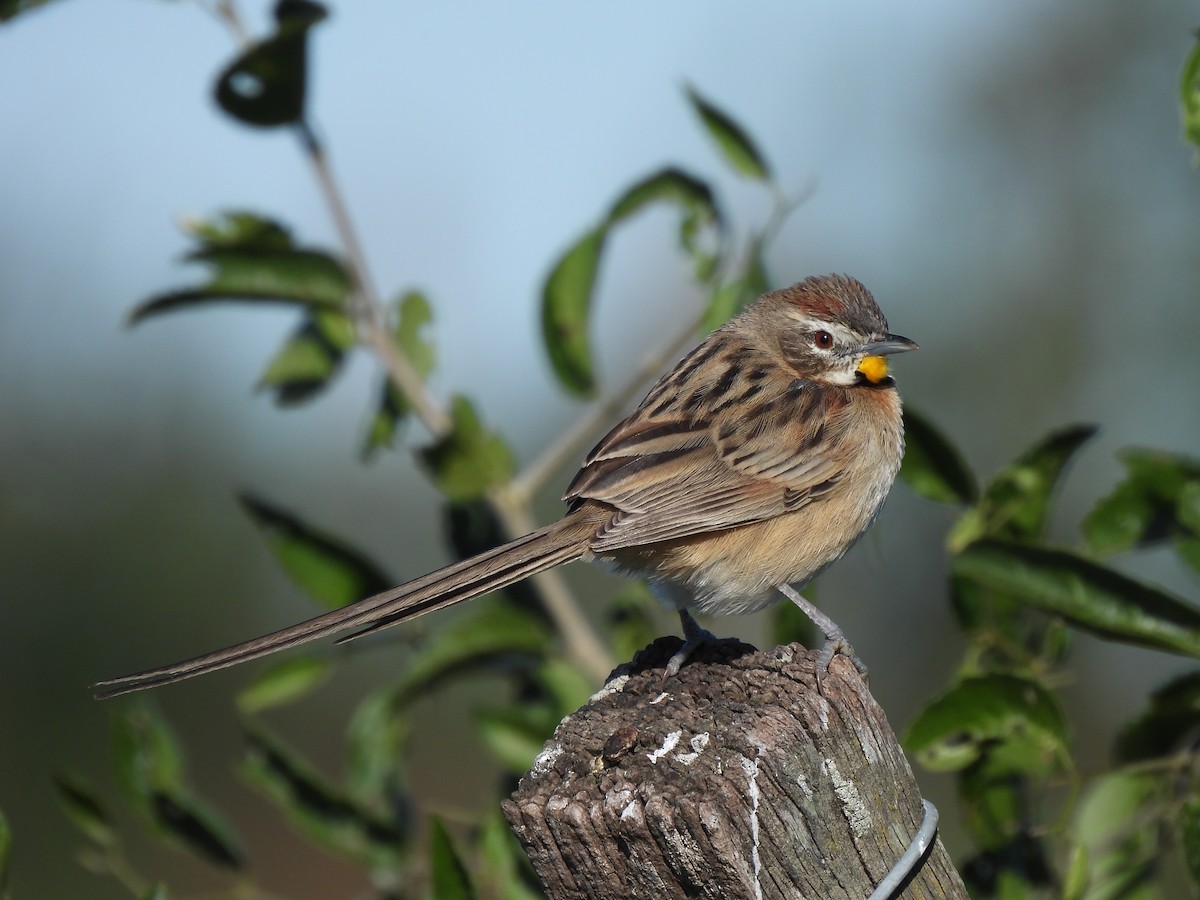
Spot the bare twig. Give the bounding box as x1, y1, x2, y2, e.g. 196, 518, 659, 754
200, 0, 613, 679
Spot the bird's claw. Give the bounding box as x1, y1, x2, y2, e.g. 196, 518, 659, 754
815, 635, 869, 689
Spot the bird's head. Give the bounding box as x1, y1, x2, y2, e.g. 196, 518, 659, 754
758, 274, 918, 387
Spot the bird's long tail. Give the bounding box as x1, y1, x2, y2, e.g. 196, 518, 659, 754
94, 514, 595, 698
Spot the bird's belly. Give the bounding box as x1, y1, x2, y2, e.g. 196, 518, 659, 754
603, 487, 884, 616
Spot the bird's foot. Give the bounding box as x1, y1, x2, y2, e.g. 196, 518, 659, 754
815, 633, 870, 688
664, 610, 745, 679
778, 584, 869, 689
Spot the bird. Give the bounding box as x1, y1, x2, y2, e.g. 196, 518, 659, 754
94, 274, 916, 698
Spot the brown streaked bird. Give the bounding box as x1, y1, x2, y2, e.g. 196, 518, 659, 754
95, 274, 916, 698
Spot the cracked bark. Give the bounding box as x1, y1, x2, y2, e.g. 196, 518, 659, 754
502, 639, 968, 900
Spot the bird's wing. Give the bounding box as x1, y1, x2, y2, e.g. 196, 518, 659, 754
567, 378, 850, 552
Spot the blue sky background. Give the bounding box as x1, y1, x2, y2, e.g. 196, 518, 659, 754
3, 1, 1200, 896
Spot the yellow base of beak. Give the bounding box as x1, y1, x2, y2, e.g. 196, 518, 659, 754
857, 355, 889, 384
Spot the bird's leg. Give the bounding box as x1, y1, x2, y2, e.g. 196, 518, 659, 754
777, 584, 869, 684
664, 609, 744, 677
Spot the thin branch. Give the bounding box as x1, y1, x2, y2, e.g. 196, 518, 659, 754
297, 122, 453, 438
294, 121, 612, 678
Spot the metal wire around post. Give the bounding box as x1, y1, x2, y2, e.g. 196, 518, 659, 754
867, 799, 940, 900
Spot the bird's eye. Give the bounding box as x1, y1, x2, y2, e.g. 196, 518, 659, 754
813, 330, 834, 349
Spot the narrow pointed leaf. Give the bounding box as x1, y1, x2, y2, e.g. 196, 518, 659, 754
419, 396, 516, 501
259, 309, 355, 406
478, 809, 543, 900
948, 424, 1097, 552
110, 706, 244, 869
428, 816, 475, 900
0, 809, 10, 897
390, 601, 552, 707
1083, 448, 1200, 556
607, 166, 720, 228
904, 673, 1068, 773
1180, 797, 1200, 895
1072, 773, 1163, 900
239, 493, 392, 610
900, 407, 977, 504
131, 213, 351, 323
237, 657, 332, 714
363, 291, 436, 458
346, 684, 414, 805
700, 239, 768, 332
214, 0, 327, 128
954, 540, 1200, 658
1181, 36, 1200, 151
1117, 671, 1200, 762
541, 227, 606, 396
477, 706, 555, 774
0, 0, 61, 21
1062, 844, 1089, 900
53, 774, 115, 846
111, 705, 186, 805
241, 726, 408, 867
685, 84, 772, 180
151, 791, 244, 869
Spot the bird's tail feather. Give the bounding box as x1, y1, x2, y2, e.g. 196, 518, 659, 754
93, 518, 591, 698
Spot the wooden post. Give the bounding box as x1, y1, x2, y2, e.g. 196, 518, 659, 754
503, 639, 968, 900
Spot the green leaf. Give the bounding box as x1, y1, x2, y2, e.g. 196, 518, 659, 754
536, 658, 595, 716
346, 684, 413, 805
111, 704, 186, 805
1062, 843, 1089, 900
904, 673, 1068, 773
259, 309, 356, 406
428, 816, 476, 900
1181, 796, 1200, 896
131, 212, 351, 323
954, 540, 1200, 659
1181, 36, 1200, 152
0, 0, 60, 23
1072, 773, 1163, 900
238, 493, 392, 610
540, 227, 606, 396
607, 167, 721, 229
53, 774, 115, 846
685, 84, 772, 180
900, 407, 978, 505
1082, 449, 1200, 557
699, 239, 769, 333
419, 396, 516, 501
958, 765, 1025, 851
214, 0, 327, 128
1116, 671, 1200, 762
151, 791, 244, 870
110, 704, 244, 869
363, 291, 437, 458
391, 601, 552, 707
237, 657, 332, 714
0, 808, 10, 897
478, 809, 543, 900
477, 706, 555, 774
948, 425, 1097, 552
186, 211, 294, 251
241, 726, 408, 869
141, 886, 169, 900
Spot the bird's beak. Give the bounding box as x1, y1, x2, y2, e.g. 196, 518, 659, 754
863, 334, 919, 356
856, 334, 918, 384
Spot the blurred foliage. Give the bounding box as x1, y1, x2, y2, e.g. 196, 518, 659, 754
26, 5, 1200, 899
